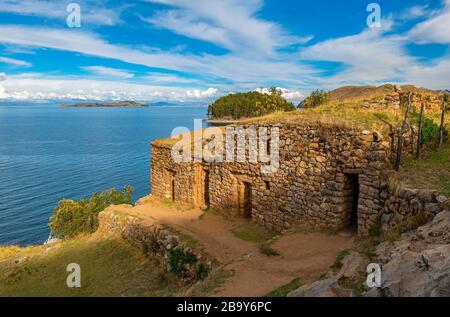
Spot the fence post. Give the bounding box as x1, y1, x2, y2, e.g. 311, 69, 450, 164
395, 128, 403, 171
416, 102, 424, 159
402, 92, 413, 130
395, 92, 412, 171
439, 97, 446, 148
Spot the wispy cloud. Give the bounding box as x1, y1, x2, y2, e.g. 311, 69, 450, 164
0, 56, 32, 67
0, 0, 123, 26
0, 24, 314, 88
0, 1, 449, 101
143, 0, 312, 55
407, 1, 450, 44
0, 25, 204, 71
143, 72, 196, 84
82, 66, 134, 79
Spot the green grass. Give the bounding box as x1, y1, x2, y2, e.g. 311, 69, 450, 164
231, 223, 277, 244
0, 235, 186, 296
259, 243, 280, 257
264, 278, 301, 297
189, 268, 235, 296
161, 225, 198, 248
398, 143, 450, 196
331, 249, 350, 270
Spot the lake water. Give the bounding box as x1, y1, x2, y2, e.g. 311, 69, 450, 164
0, 102, 207, 246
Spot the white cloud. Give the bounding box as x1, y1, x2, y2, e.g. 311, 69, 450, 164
397, 4, 430, 21
186, 87, 218, 98
0, 56, 31, 67
0, 72, 5, 81
0, 24, 313, 89
0, 25, 204, 71
0, 73, 220, 101
255, 87, 304, 100
0, 0, 123, 26
300, 24, 418, 87
82, 66, 134, 79
0, 83, 5, 98
143, 0, 312, 55
402, 57, 450, 90
407, 2, 450, 44
143, 73, 196, 84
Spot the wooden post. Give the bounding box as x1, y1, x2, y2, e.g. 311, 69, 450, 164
439, 98, 446, 148
416, 102, 424, 159
395, 128, 403, 171
394, 92, 412, 170
402, 92, 413, 131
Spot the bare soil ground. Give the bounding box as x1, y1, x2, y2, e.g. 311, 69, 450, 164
108, 196, 354, 297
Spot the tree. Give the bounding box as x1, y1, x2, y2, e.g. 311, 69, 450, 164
207, 89, 295, 119
299, 90, 329, 108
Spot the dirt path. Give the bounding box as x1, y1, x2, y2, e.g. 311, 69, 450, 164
109, 196, 354, 297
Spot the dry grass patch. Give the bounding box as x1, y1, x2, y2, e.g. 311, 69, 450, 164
396, 143, 450, 196
231, 223, 278, 244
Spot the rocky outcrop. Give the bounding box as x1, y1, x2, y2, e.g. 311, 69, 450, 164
288, 252, 369, 297
288, 210, 450, 297
373, 210, 450, 297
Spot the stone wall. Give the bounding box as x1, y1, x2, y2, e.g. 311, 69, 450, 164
98, 208, 213, 283
356, 86, 445, 113
380, 179, 449, 235
151, 123, 391, 235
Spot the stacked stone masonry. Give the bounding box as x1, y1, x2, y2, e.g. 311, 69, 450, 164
380, 180, 449, 234
98, 208, 213, 282
151, 123, 392, 235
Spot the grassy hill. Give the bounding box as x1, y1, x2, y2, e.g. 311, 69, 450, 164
0, 234, 185, 296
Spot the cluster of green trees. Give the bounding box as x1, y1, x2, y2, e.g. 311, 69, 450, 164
207, 88, 295, 119
49, 186, 133, 239
300, 89, 329, 108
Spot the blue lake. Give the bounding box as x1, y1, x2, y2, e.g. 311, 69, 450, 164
0, 102, 208, 246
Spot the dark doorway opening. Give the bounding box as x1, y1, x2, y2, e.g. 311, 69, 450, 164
241, 181, 252, 218
344, 174, 359, 233
203, 169, 210, 208
171, 177, 175, 202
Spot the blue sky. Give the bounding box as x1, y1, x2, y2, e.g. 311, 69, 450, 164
0, 0, 449, 102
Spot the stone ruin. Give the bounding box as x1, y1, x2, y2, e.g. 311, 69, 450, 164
151, 122, 392, 236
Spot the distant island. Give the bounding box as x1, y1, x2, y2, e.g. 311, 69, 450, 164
60, 101, 146, 108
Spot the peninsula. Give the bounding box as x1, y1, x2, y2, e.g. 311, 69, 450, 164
60, 101, 146, 108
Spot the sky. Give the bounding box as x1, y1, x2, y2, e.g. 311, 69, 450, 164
0, 0, 449, 102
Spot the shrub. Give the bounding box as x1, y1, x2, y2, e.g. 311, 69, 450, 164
301, 89, 329, 108
420, 117, 441, 144
195, 263, 209, 281
412, 111, 442, 145
369, 215, 382, 238
207, 88, 295, 119
49, 186, 133, 239
168, 247, 197, 277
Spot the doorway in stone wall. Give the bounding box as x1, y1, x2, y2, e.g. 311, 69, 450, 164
203, 169, 210, 208
343, 174, 359, 233
238, 181, 252, 218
